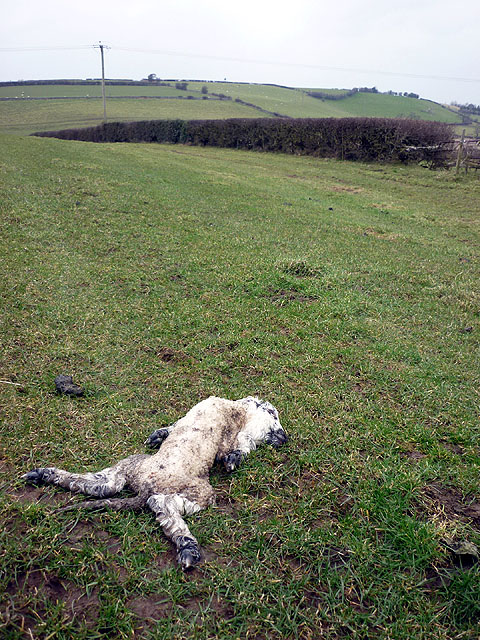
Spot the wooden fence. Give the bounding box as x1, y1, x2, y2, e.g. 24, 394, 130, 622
405, 132, 480, 172
454, 131, 480, 173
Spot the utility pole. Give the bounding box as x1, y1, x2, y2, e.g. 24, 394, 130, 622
93, 42, 109, 122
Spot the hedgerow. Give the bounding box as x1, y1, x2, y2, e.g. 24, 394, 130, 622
33, 117, 453, 164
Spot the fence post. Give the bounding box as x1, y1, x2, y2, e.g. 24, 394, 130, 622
455, 129, 466, 175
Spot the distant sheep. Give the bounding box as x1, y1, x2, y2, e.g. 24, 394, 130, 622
22, 396, 287, 569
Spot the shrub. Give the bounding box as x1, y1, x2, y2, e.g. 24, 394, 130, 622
33, 117, 453, 165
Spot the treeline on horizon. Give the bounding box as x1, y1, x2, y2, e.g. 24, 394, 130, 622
33, 117, 453, 164
307, 87, 420, 101
0, 79, 171, 87
451, 101, 480, 116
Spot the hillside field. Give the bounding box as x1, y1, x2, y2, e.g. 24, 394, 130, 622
0, 98, 268, 137
0, 81, 463, 136
0, 133, 479, 639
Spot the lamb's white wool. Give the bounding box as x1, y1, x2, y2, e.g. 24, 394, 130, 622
22, 395, 287, 569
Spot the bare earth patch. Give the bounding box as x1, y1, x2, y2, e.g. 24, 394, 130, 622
419, 483, 480, 530
127, 593, 234, 636
6, 484, 73, 506
156, 346, 188, 362
440, 441, 465, 456
1, 569, 100, 635
269, 288, 318, 304
330, 184, 364, 194
400, 449, 427, 461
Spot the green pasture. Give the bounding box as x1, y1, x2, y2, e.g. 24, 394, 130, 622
187, 81, 462, 122
0, 81, 463, 136
0, 98, 267, 136
0, 133, 479, 639
0, 85, 202, 99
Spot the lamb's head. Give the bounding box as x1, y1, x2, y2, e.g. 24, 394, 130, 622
239, 396, 287, 448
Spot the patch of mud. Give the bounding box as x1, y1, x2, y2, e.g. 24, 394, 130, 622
214, 493, 239, 517
419, 483, 480, 531
205, 595, 235, 619
141, 549, 177, 577
156, 346, 187, 363
440, 441, 465, 456
330, 185, 364, 194
322, 545, 352, 570
400, 449, 427, 461
296, 470, 324, 491
237, 364, 265, 379
207, 342, 239, 355
0, 458, 15, 475
422, 565, 450, 592
347, 594, 373, 615
128, 593, 234, 635
301, 587, 330, 618
269, 288, 318, 304
128, 595, 171, 621
61, 520, 122, 549
7, 484, 72, 506
362, 228, 400, 240
200, 538, 241, 570
112, 563, 129, 584
1, 569, 100, 634
3, 516, 28, 538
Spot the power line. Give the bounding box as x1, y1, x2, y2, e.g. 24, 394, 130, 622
0, 45, 93, 52
1, 43, 478, 85
113, 46, 479, 84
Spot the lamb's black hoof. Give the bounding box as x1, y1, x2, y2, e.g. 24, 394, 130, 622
22, 468, 49, 485
224, 450, 245, 473
55, 375, 84, 397
145, 428, 170, 448
265, 429, 289, 448
176, 536, 201, 570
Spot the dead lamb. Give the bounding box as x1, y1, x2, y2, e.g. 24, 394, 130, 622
22, 395, 287, 569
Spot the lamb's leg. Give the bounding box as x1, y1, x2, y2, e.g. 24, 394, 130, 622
145, 421, 178, 449
21, 457, 139, 498
147, 493, 203, 570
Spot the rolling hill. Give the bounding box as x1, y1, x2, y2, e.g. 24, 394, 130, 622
0, 79, 464, 135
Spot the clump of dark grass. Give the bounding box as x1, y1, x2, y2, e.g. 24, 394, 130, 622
280, 260, 322, 278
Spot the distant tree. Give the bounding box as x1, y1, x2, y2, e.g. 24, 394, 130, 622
201, 85, 208, 94
458, 102, 480, 115
175, 81, 188, 91
147, 73, 157, 82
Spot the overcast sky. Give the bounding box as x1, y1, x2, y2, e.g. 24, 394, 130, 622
1, 0, 478, 104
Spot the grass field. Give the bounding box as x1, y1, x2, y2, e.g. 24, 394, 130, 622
0, 85, 202, 99
0, 81, 463, 136
1, 133, 479, 639
188, 82, 461, 123
0, 98, 268, 136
